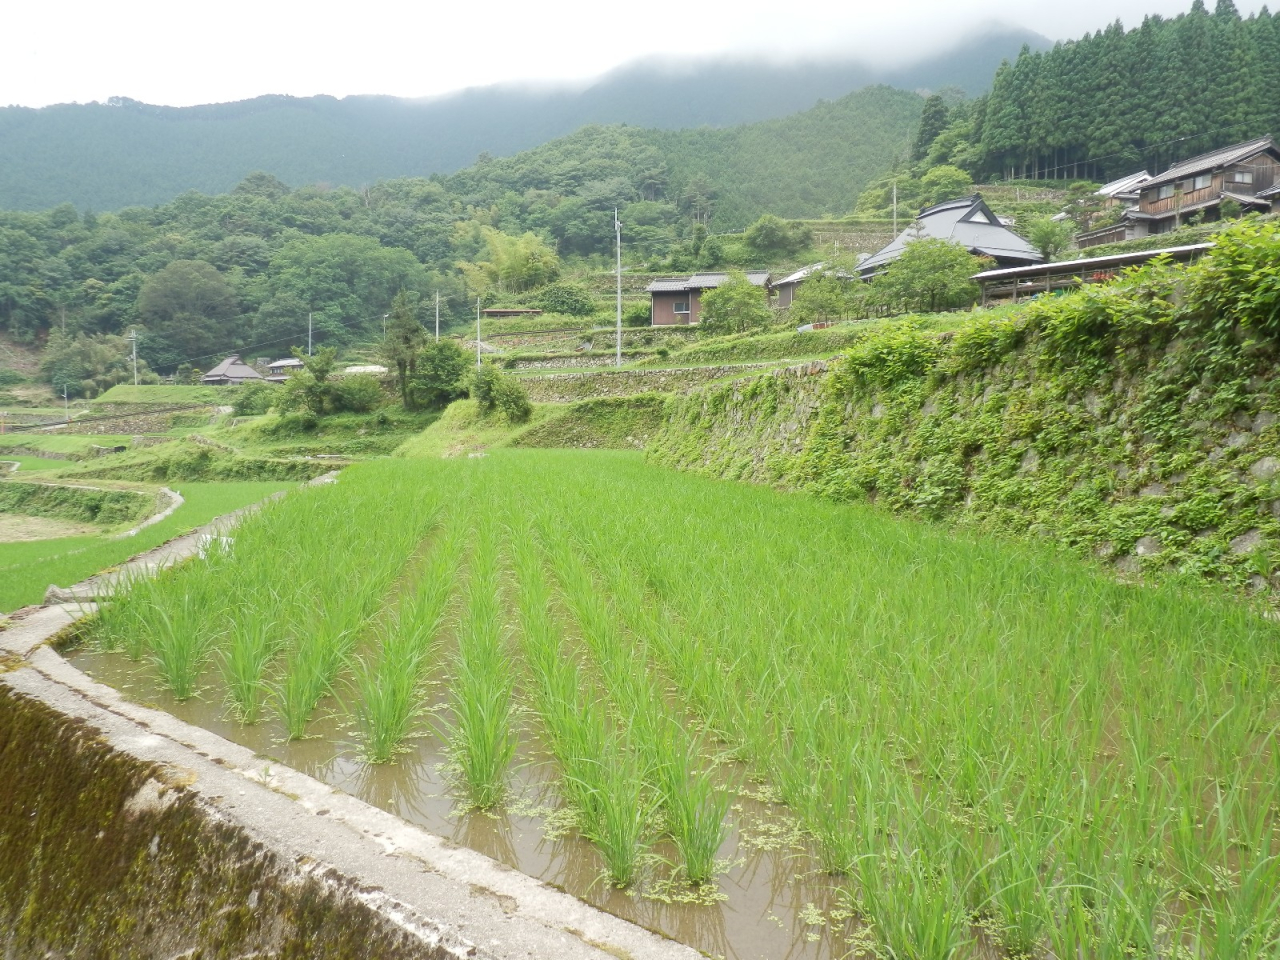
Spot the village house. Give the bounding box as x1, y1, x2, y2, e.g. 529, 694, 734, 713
646, 271, 771, 325
201, 355, 263, 386
265, 357, 305, 382
1076, 136, 1280, 249
858, 194, 1043, 278
772, 261, 863, 308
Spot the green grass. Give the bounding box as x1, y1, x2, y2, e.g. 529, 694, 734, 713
0, 433, 137, 455
0, 481, 295, 612
0, 455, 69, 473
83, 450, 1280, 950
91, 384, 238, 405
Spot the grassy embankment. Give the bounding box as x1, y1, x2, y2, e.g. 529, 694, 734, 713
81, 449, 1280, 957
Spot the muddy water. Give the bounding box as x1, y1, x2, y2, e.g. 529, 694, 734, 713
71, 649, 859, 960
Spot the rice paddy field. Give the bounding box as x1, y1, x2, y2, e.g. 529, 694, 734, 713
69, 450, 1280, 959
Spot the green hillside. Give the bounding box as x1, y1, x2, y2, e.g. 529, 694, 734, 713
0, 86, 920, 386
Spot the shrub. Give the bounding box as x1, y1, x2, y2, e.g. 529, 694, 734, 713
231, 381, 277, 416
534, 280, 597, 317
470, 361, 532, 423
0, 368, 25, 386
332, 374, 385, 413
623, 301, 651, 327
700, 271, 772, 336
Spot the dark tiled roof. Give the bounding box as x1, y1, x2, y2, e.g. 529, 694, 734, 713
1143, 136, 1277, 189
861, 194, 1042, 274
647, 271, 771, 293
202, 355, 263, 382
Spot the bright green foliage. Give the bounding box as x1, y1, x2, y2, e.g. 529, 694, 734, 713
918, 164, 974, 206
533, 280, 597, 317
231, 380, 277, 416
869, 237, 985, 313
455, 226, 560, 296
408, 338, 470, 409
699, 271, 771, 336
1026, 216, 1076, 260
469, 361, 531, 423
447, 513, 517, 807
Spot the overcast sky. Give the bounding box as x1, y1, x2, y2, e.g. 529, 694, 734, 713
3, 0, 1265, 109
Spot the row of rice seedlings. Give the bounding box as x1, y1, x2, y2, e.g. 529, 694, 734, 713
537, 521, 729, 886
475, 450, 1280, 958
353, 515, 465, 762
446, 514, 517, 808
507, 518, 654, 887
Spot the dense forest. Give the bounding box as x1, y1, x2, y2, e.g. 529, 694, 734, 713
0, 87, 920, 388
913, 0, 1280, 183
0, 28, 1042, 212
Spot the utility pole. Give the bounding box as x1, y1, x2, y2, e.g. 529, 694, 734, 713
63, 384, 69, 422
435, 291, 440, 342
614, 208, 622, 368
892, 181, 898, 234
475, 298, 482, 368
308, 312, 313, 356
127, 330, 138, 386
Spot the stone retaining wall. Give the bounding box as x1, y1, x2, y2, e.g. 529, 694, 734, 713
520, 363, 779, 402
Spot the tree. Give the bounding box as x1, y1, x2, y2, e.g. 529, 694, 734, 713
744, 215, 811, 258
382, 291, 425, 408
1026, 218, 1076, 261
278, 346, 338, 415
870, 239, 986, 314
135, 260, 239, 371
700, 272, 772, 335
919, 166, 975, 207
408, 339, 470, 409
455, 227, 560, 296
39, 329, 159, 398
534, 280, 597, 316
911, 94, 951, 162
790, 262, 863, 323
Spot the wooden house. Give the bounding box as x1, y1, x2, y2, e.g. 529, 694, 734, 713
646, 271, 770, 325
1077, 137, 1280, 248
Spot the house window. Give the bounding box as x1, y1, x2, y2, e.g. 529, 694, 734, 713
1230, 170, 1254, 185
1157, 184, 1175, 200
673, 301, 690, 314
1193, 174, 1212, 190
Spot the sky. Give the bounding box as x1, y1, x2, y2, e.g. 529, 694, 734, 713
2, 0, 1267, 108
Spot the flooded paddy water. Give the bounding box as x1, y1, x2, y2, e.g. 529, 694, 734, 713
71, 647, 859, 960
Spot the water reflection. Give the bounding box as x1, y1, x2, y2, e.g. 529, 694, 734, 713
71, 646, 850, 960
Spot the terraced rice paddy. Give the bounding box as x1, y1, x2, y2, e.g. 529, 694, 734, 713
74, 451, 1280, 959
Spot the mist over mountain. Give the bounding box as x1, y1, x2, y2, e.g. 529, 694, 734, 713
0, 25, 1047, 212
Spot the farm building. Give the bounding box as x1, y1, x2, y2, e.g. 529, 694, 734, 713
859, 195, 1043, 278
1077, 136, 1280, 248
201, 355, 263, 385
646, 271, 771, 325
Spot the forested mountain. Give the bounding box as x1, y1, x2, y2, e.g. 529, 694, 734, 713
0, 27, 1043, 212
0, 87, 920, 386
915, 0, 1280, 182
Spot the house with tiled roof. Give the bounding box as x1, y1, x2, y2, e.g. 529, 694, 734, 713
1077, 136, 1280, 248
645, 271, 770, 325
201, 355, 263, 385
859, 195, 1042, 278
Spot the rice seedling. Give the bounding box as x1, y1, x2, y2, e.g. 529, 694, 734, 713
446, 515, 516, 808
87, 449, 1280, 956
353, 518, 463, 762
